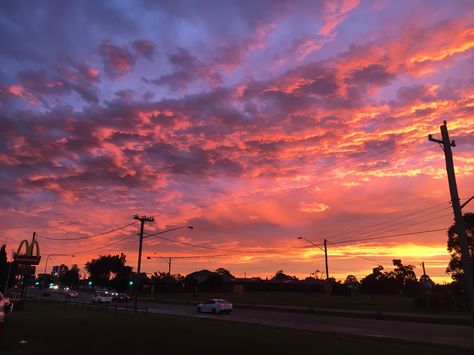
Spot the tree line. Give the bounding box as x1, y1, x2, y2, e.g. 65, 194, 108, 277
1, 213, 472, 295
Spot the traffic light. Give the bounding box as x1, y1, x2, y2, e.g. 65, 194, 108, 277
34, 281, 39, 286
88, 280, 92, 286
129, 281, 134, 286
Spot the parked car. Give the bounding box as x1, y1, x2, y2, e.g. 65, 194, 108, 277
65, 290, 79, 298
0, 292, 13, 323
91, 291, 112, 304
196, 299, 232, 314
112, 293, 130, 303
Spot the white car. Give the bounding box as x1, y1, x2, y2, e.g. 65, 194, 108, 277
0, 292, 13, 323
65, 290, 79, 298
197, 299, 233, 314
91, 291, 112, 304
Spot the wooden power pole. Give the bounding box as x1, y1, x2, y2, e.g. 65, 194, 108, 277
133, 215, 154, 311
429, 121, 474, 324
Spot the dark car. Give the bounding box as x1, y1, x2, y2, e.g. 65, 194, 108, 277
112, 293, 130, 303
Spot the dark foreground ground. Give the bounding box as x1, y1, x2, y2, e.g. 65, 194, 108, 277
0, 303, 470, 355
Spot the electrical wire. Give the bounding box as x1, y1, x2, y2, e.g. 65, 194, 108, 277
66, 234, 137, 255
324, 200, 450, 242
330, 210, 452, 245
36, 221, 138, 241
329, 227, 447, 245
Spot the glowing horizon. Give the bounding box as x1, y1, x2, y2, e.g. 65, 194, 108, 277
1, 1, 473, 284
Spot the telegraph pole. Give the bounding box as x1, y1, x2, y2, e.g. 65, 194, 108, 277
133, 215, 154, 311
429, 121, 474, 324
168, 257, 171, 276
422, 262, 426, 276
324, 239, 329, 280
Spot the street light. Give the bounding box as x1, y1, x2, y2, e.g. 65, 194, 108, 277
147, 254, 172, 275
297, 237, 329, 280
42, 254, 75, 289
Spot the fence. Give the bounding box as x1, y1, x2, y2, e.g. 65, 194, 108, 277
25, 296, 148, 315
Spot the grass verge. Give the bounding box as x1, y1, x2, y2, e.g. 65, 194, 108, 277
1, 302, 471, 355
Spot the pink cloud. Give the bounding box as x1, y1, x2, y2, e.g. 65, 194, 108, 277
98, 40, 135, 78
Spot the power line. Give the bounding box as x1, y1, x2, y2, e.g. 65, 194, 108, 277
67, 234, 137, 255
324, 200, 450, 242
330, 209, 452, 245
329, 227, 447, 245
36, 221, 139, 241
327, 242, 391, 265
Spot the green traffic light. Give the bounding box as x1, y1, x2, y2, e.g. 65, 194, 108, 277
129, 281, 133, 286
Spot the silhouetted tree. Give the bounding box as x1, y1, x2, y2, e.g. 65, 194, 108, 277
85, 253, 129, 288
446, 212, 474, 285
388, 259, 418, 295
360, 265, 390, 293
61, 265, 80, 288
152, 272, 183, 286
0, 244, 8, 290
272, 270, 298, 281
344, 275, 359, 287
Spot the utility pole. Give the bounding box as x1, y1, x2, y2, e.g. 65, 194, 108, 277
422, 262, 426, 276
324, 239, 329, 280
133, 215, 154, 311
168, 257, 171, 276
3, 250, 13, 294
429, 121, 474, 324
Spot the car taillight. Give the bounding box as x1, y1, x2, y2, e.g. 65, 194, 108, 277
219, 303, 225, 307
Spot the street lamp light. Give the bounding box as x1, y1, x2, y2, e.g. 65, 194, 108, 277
297, 237, 329, 280
147, 254, 172, 275
42, 254, 75, 289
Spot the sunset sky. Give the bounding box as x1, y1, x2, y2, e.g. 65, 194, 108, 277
1, 0, 473, 283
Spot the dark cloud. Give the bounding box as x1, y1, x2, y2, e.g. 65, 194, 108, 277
132, 40, 156, 60
17, 69, 99, 103
345, 64, 394, 87
98, 40, 136, 78
147, 48, 221, 89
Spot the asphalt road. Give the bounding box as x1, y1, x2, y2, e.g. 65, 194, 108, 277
26, 289, 474, 350
143, 302, 474, 350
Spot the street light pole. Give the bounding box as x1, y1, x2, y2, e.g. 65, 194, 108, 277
43, 255, 52, 289
42, 254, 75, 289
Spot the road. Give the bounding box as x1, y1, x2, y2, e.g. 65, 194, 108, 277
26, 289, 474, 350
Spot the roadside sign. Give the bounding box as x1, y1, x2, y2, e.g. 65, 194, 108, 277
14, 255, 41, 265
16, 265, 36, 275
